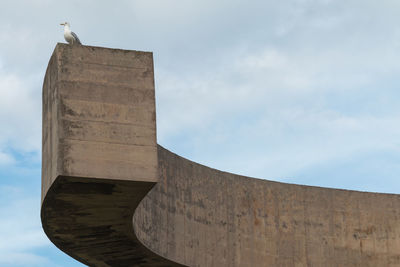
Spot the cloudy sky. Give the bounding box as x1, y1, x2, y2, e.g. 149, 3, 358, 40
1, 0, 400, 265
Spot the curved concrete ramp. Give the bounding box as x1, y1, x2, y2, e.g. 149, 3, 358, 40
42, 44, 400, 266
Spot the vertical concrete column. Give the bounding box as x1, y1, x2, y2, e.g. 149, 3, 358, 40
42, 43, 158, 202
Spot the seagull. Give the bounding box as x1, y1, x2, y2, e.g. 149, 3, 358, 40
60, 22, 81, 45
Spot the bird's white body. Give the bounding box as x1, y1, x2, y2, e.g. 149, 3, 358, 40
61, 22, 81, 45
63, 25, 74, 43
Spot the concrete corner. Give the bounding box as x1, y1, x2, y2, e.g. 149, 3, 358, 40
42, 43, 158, 202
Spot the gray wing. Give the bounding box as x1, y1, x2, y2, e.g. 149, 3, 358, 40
71, 32, 82, 45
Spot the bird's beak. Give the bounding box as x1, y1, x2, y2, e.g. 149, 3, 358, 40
60, 23, 65, 26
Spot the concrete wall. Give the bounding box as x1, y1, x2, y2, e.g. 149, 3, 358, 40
135, 147, 400, 266
41, 43, 158, 202
41, 44, 180, 266
42, 44, 400, 267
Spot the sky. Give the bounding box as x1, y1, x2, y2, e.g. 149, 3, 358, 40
1, 0, 400, 266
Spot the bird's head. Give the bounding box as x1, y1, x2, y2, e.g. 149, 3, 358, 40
60, 22, 70, 27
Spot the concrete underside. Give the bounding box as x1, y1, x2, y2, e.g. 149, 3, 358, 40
41, 44, 400, 266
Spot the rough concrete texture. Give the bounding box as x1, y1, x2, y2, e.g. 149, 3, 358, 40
136, 147, 400, 266
41, 44, 179, 266
42, 44, 400, 267
41, 43, 158, 202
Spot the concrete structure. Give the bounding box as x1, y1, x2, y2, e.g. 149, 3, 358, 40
41, 44, 400, 267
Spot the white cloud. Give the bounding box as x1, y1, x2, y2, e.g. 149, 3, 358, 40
156, 29, 400, 189
0, 151, 15, 165
0, 62, 42, 160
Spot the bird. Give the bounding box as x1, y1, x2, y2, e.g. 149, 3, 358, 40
60, 22, 82, 45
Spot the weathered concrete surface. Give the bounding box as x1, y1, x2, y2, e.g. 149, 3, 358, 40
42, 44, 400, 267
41, 43, 158, 202
41, 43, 181, 266
136, 148, 400, 266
